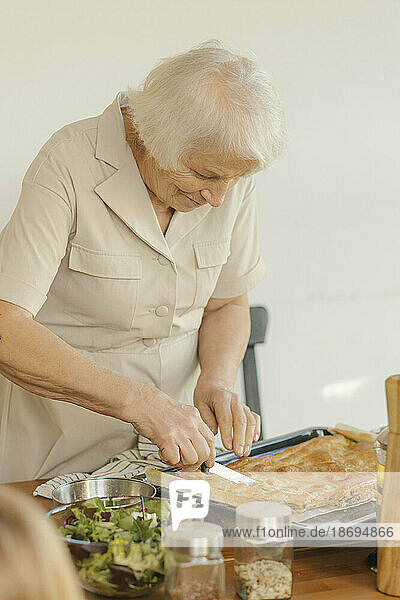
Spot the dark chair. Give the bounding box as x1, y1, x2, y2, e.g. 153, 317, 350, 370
242, 305, 268, 439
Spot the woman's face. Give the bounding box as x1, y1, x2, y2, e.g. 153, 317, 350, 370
140, 148, 259, 213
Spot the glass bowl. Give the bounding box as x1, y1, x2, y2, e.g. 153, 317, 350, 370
46, 497, 164, 597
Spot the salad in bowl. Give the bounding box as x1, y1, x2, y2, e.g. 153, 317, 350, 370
48, 496, 170, 597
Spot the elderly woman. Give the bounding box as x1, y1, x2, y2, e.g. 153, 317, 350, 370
0, 40, 285, 482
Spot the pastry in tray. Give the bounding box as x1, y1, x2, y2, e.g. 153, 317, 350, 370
240, 471, 376, 513
147, 433, 378, 514
228, 434, 377, 473
223, 433, 378, 513
147, 465, 377, 514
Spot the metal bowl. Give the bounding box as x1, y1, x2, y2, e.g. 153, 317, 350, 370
52, 477, 156, 506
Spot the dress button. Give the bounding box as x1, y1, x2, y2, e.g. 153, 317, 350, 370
143, 338, 157, 347
157, 255, 169, 266
155, 305, 169, 317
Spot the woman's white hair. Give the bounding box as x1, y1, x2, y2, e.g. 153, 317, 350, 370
126, 39, 286, 173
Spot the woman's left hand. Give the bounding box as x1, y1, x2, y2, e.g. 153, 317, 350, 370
193, 378, 260, 457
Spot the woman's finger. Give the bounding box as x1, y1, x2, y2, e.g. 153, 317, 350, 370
198, 421, 216, 468
178, 437, 199, 466
252, 411, 261, 442
158, 442, 180, 466
243, 408, 256, 456
213, 393, 233, 450
197, 402, 218, 435
190, 429, 213, 465
231, 397, 247, 456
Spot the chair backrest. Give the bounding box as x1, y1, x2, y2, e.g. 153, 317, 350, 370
242, 305, 268, 439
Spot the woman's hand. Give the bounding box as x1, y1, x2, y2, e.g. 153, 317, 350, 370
125, 382, 216, 470
194, 378, 260, 457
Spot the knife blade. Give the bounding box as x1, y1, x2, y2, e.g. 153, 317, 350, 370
204, 462, 259, 487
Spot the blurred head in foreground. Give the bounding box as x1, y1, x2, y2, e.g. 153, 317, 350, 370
0, 485, 84, 600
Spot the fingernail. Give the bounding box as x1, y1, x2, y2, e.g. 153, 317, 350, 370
244, 445, 250, 455
236, 445, 244, 456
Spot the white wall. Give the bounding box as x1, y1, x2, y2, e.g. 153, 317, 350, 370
1, 0, 399, 436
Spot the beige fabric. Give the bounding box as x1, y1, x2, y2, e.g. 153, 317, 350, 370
0, 91, 265, 483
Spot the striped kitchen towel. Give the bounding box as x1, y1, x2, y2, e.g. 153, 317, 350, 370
33, 436, 166, 499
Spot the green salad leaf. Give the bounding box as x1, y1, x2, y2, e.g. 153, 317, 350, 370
57, 497, 168, 594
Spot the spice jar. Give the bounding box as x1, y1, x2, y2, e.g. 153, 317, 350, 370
234, 501, 293, 600
164, 521, 225, 600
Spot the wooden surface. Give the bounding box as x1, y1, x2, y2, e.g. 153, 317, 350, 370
377, 375, 400, 596
3, 479, 395, 599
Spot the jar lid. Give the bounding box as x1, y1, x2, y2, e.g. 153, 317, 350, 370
164, 521, 223, 554
235, 501, 292, 532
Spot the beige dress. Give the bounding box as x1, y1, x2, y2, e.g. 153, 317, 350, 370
0, 91, 265, 483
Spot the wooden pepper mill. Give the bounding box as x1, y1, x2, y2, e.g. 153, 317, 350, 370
377, 375, 400, 595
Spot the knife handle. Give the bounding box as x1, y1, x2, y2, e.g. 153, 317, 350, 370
200, 462, 210, 474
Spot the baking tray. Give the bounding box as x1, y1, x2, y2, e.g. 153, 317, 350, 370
161, 428, 328, 527
215, 426, 332, 465
215, 425, 377, 537
216, 426, 376, 546
161, 426, 331, 475
158, 427, 377, 542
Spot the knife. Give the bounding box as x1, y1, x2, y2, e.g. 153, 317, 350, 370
201, 461, 258, 487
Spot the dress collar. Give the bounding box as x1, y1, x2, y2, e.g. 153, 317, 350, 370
95, 91, 131, 169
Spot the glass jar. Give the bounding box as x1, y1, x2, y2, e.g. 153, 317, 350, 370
234, 501, 293, 600
164, 521, 225, 600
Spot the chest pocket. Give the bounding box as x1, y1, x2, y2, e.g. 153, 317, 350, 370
63, 243, 142, 330
192, 240, 231, 309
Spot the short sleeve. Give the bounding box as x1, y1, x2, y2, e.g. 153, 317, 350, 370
0, 154, 74, 316
211, 176, 265, 299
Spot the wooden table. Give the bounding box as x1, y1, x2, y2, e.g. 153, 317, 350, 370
4, 480, 396, 599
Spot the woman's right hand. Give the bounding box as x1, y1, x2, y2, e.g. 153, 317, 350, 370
0, 302, 211, 473
123, 382, 216, 470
